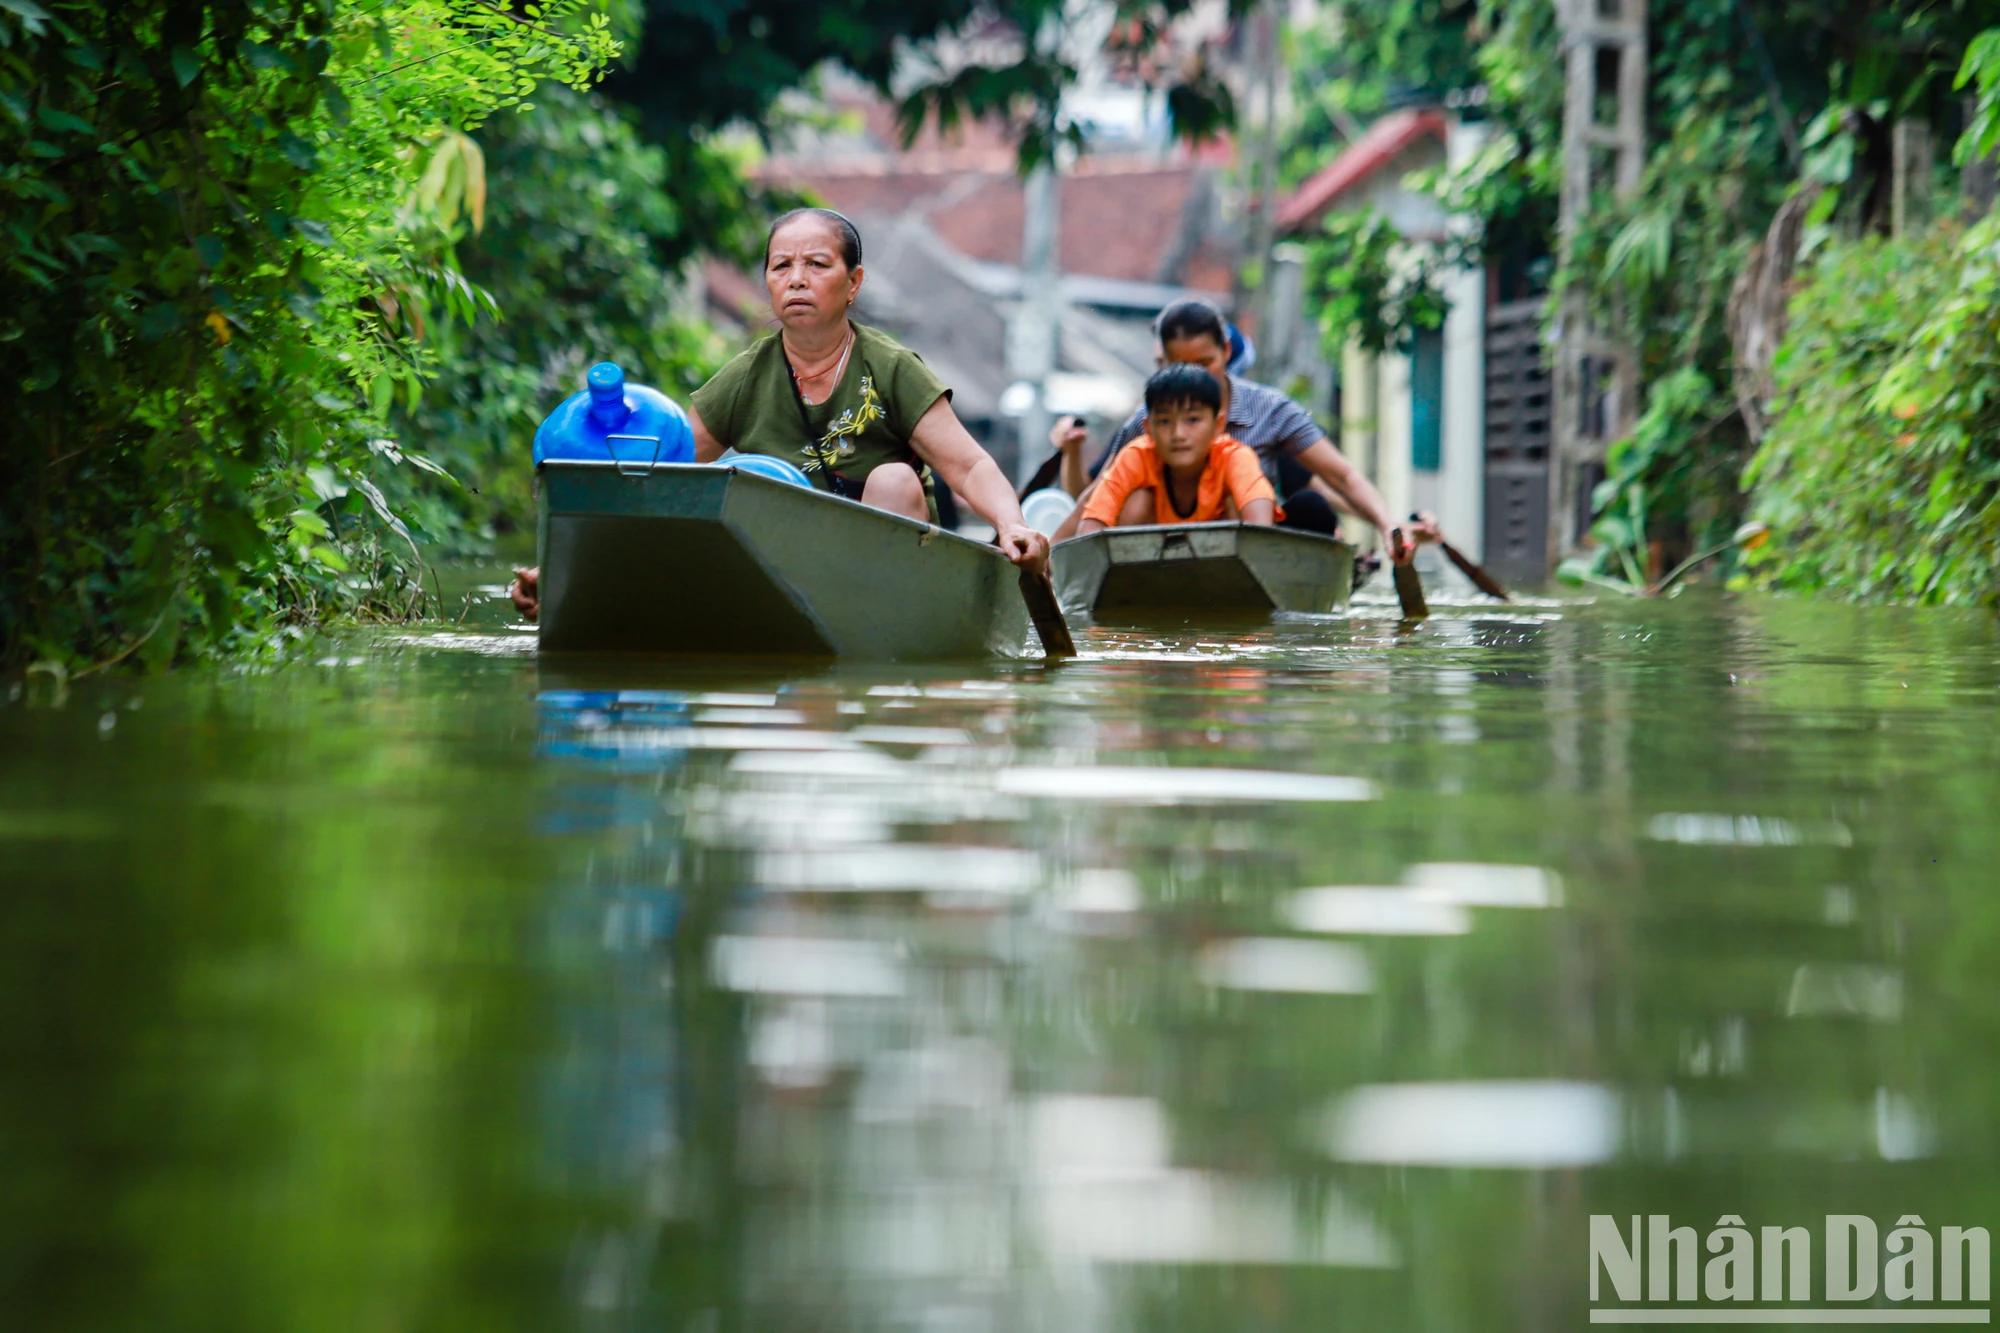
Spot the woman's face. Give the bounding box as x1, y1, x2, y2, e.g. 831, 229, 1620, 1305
765, 216, 863, 332
1160, 332, 1231, 386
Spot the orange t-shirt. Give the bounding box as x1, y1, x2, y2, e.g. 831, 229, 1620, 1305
1080, 434, 1280, 527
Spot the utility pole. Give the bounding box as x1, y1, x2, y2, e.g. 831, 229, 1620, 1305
1232, 0, 1282, 361
1011, 159, 1062, 489
1550, 0, 1647, 567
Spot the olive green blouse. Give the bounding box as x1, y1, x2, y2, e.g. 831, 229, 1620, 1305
691, 322, 950, 511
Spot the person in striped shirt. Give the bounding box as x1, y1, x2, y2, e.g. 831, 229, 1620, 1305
1049, 299, 1423, 560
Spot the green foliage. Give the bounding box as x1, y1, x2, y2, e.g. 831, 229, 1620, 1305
1743, 220, 2000, 605
1286, 0, 1559, 363
1300, 210, 1446, 355
387, 85, 731, 554
1584, 367, 1734, 585
1739, 24, 2000, 605
1280, 0, 1484, 187
1557, 69, 1786, 381
610, 0, 1247, 173
1286, 0, 1996, 589
1565, 0, 1993, 574
1961, 28, 2000, 164
1555, 87, 1779, 579
0, 0, 617, 669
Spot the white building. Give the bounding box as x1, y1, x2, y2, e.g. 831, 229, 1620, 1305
1268, 111, 1553, 587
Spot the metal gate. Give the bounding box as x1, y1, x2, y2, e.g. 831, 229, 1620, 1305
1482, 298, 1552, 585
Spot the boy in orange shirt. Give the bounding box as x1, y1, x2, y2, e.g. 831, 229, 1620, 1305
1078, 364, 1280, 531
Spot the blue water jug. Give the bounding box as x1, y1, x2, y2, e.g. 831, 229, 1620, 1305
533, 361, 694, 467
728, 453, 814, 490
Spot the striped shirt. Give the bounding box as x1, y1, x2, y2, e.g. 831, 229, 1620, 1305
1098, 375, 1327, 488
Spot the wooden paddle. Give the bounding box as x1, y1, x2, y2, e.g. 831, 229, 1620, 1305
1406, 513, 1509, 601
1389, 528, 1429, 619
1440, 540, 1511, 600
1019, 568, 1077, 658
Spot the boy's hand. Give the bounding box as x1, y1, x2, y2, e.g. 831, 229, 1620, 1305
1049, 416, 1089, 455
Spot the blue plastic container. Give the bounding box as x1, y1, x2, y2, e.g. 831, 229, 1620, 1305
728, 453, 814, 490
1226, 322, 1257, 375
533, 362, 693, 467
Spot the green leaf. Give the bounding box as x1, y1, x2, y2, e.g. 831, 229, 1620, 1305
349, 475, 423, 565
38, 106, 95, 136
0, 0, 51, 34
170, 45, 199, 88
309, 544, 350, 572
238, 40, 296, 73
292, 217, 332, 245
135, 303, 181, 341
306, 466, 348, 503
277, 132, 317, 170
318, 76, 349, 126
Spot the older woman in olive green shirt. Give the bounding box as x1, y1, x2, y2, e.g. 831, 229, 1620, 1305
510, 208, 1046, 620
688, 209, 1043, 560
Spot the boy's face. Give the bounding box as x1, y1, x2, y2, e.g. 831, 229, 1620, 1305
1146, 398, 1222, 470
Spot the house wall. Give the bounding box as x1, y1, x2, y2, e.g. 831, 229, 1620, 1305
1286, 117, 1495, 571
1439, 259, 1487, 566
1437, 118, 1492, 570
1376, 350, 1414, 542
1339, 341, 1378, 552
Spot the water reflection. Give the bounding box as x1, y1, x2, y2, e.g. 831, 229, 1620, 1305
5, 593, 2000, 1329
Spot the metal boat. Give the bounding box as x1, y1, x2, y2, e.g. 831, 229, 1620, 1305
536, 460, 1030, 658
1052, 521, 1355, 620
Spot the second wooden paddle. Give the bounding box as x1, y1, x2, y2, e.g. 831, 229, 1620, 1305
1406, 512, 1509, 601
1440, 540, 1511, 600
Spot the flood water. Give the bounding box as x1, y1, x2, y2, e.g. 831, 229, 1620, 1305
5, 586, 2000, 1331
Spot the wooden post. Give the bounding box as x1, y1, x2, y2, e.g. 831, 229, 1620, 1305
1892, 117, 1933, 237
1011, 160, 1060, 488
1963, 96, 1998, 222
1550, 0, 1647, 568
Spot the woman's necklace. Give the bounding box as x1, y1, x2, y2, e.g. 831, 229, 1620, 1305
787, 327, 854, 406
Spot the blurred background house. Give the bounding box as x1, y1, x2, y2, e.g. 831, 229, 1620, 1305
1265, 109, 1553, 587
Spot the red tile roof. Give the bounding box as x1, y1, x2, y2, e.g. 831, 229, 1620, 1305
1275, 109, 1447, 235
778, 162, 1219, 287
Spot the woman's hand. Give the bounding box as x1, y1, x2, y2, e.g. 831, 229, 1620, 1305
995, 522, 1052, 577
909, 397, 1056, 572
508, 567, 540, 622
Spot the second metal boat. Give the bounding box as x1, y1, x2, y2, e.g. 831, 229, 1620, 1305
1052, 521, 1355, 620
